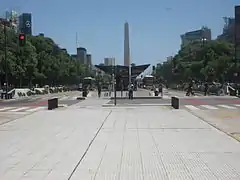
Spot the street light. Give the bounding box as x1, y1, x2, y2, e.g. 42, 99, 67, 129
112, 58, 117, 106
2, 20, 8, 97
201, 38, 207, 80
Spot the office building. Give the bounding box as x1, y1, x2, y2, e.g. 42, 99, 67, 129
235, 5, 240, 64
77, 47, 87, 64
104, 58, 115, 66
61, 48, 67, 53
38, 33, 44, 37
217, 17, 235, 43
18, 13, 32, 35
0, 10, 18, 31
86, 54, 92, 70
124, 22, 130, 66
0, 18, 11, 28
181, 27, 211, 47
5, 10, 18, 32
71, 54, 77, 60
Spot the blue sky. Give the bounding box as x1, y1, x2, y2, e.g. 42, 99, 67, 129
1, 0, 239, 65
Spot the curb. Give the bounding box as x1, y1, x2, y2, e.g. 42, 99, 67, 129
102, 103, 171, 107
109, 96, 163, 100
58, 104, 68, 107
76, 97, 86, 100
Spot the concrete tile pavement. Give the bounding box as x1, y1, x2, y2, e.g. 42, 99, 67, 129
0, 104, 240, 179
189, 109, 240, 141
0, 108, 111, 180
70, 107, 240, 179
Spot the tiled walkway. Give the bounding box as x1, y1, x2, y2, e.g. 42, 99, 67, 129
0, 105, 240, 180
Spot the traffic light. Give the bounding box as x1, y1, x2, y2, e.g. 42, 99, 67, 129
19, 33, 26, 46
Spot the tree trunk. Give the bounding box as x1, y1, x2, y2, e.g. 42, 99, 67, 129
19, 76, 22, 88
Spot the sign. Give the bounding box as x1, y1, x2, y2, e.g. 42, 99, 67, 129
25, 21, 31, 28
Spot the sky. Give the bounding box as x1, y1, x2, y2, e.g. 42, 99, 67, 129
1, 0, 239, 66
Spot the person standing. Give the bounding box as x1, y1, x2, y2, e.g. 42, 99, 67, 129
108, 83, 112, 97
159, 83, 163, 97
204, 82, 208, 96
97, 82, 102, 98
128, 83, 134, 99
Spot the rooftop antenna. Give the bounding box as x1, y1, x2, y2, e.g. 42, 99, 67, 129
76, 32, 78, 48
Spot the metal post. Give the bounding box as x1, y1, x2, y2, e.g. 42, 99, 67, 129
114, 59, 117, 106
4, 21, 8, 97
234, 6, 239, 85
129, 63, 131, 86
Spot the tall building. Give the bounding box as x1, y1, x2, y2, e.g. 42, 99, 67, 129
0, 10, 18, 31
181, 27, 211, 47
104, 58, 115, 66
217, 17, 235, 43
124, 22, 130, 66
77, 47, 87, 64
18, 13, 32, 35
235, 5, 240, 64
5, 10, 18, 32
0, 18, 11, 28
235, 6, 240, 43
71, 54, 77, 60
86, 54, 92, 70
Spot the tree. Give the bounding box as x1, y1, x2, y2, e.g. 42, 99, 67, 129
155, 40, 237, 84
0, 26, 89, 88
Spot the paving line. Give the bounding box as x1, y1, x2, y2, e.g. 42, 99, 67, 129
217, 104, 237, 109
9, 107, 30, 112
200, 105, 218, 110
0, 107, 16, 111
184, 105, 200, 110
58, 104, 68, 107
26, 107, 45, 112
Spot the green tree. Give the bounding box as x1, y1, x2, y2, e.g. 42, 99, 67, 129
155, 40, 237, 84
0, 26, 90, 88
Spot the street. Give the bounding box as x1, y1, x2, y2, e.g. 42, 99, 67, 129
106, 89, 240, 111
0, 91, 84, 114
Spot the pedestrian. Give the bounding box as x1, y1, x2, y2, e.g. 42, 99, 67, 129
108, 83, 112, 97
159, 83, 163, 97
97, 83, 102, 98
204, 82, 208, 96
128, 83, 134, 99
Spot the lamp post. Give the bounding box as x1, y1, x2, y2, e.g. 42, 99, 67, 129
202, 38, 207, 81
113, 58, 117, 106
3, 20, 8, 97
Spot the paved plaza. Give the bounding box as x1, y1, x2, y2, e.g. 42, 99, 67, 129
0, 100, 240, 179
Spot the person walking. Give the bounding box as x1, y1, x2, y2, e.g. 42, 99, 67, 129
97, 83, 102, 98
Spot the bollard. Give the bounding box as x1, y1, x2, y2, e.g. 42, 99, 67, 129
82, 91, 88, 97
171, 96, 179, 109
48, 98, 58, 110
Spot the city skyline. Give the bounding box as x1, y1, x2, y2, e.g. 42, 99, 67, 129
1, 0, 239, 65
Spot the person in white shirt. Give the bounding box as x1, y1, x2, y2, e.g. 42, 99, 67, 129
128, 84, 134, 99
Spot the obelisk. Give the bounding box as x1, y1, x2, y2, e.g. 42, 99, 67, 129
124, 22, 131, 85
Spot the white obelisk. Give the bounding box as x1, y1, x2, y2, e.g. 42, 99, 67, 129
124, 22, 131, 85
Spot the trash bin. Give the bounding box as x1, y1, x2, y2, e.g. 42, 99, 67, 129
82, 91, 87, 97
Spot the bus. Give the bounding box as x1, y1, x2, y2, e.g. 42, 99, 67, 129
82, 77, 96, 90
143, 75, 154, 89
